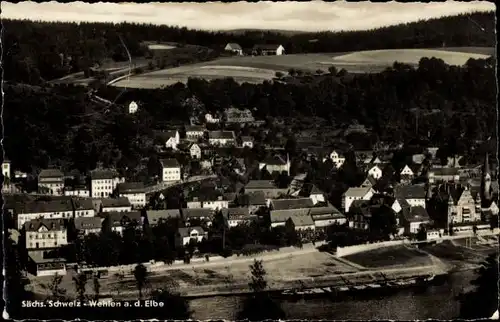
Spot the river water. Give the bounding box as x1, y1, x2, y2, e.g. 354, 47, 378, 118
189, 270, 475, 320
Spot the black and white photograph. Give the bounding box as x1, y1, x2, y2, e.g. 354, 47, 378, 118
1, 0, 498, 320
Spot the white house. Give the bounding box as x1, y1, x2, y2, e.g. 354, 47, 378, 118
189, 143, 202, 159
448, 187, 481, 223
270, 208, 311, 228
187, 195, 229, 211
17, 199, 74, 230
309, 206, 347, 228
74, 216, 103, 236
72, 199, 96, 218
100, 197, 133, 213
102, 211, 143, 236
241, 136, 254, 149
394, 185, 427, 208
90, 168, 124, 198
259, 155, 290, 174
164, 130, 181, 150
309, 185, 326, 205
401, 206, 431, 235
160, 158, 181, 182
342, 187, 375, 213
222, 207, 256, 227
185, 125, 205, 140
253, 44, 285, 56
116, 182, 147, 209
2, 159, 11, 179
328, 150, 346, 169
367, 165, 383, 180
64, 187, 90, 198
400, 165, 414, 177
205, 113, 220, 124
224, 43, 243, 55
38, 169, 65, 196
24, 218, 68, 250
175, 226, 208, 247
208, 131, 236, 146
128, 101, 138, 114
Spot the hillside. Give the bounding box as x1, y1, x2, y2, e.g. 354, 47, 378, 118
2, 11, 495, 84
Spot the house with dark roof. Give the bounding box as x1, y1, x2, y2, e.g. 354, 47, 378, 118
286, 215, 315, 231
270, 198, 314, 211
175, 226, 207, 247
17, 199, 74, 230
185, 125, 206, 140
100, 211, 143, 235
447, 186, 481, 224
259, 155, 290, 174
342, 187, 375, 213
24, 218, 67, 250
243, 180, 289, 199
401, 206, 431, 234
72, 198, 96, 218
235, 191, 267, 214
208, 131, 236, 146
116, 182, 147, 209
74, 216, 104, 236
181, 208, 215, 226
90, 168, 124, 198
297, 184, 325, 205
162, 130, 180, 150
146, 209, 181, 226
428, 167, 460, 183
222, 207, 256, 227
348, 200, 372, 230
394, 184, 426, 208
187, 190, 229, 210
160, 158, 181, 182
224, 43, 243, 55
100, 197, 132, 213
361, 175, 378, 189
252, 44, 285, 56
270, 208, 310, 227
309, 206, 346, 228
38, 169, 65, 196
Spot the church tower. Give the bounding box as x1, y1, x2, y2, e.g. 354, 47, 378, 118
481, 152, 492, 204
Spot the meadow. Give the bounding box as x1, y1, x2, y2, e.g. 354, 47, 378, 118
112, 47, 493, 89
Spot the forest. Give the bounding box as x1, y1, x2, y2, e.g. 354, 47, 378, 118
2, 11, 495, 83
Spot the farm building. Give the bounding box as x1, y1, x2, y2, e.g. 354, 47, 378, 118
252, 44, 285, 56
224, 43, 243, 55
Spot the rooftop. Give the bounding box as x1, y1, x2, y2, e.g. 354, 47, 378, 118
117, 182, 146, 193
208, 131, 236, 140
39, 169, 64, 178
270, 208, 310, 223
185, 125, 206, 132
271, 198, 314, 210
236, 191, 267, 206
74, 216, 103, 230
289, 215, 315, 227
394, 184, 426, 199
244, 180, 279, 190
404, 206, 430, 222
24, 218, 66, 232
226, 43, 242, 50
429, 167, 460, 176
21, 199, 73, 214
72, 198, 94, 210
344, 187, 373, 198
178, 226, 206, 238
90, 169, 119, 180
181, 208, 214, 219
101, 197, 132, 208
146, 210, 181, 225
102, 211, 142, 227
160, 158, 180, 168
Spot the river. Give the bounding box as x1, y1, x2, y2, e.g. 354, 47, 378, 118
189, 270, 475, 320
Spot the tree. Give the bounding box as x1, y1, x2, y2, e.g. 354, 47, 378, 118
328, 66, 338, 75
248, 259, 267, 293
73, 272, 88, 302
416, 224, 427, 241
133, 264, 149, 300
43, 273, 67, 301
275, 71, 284, 78
459, 253, 499, 319
92, 274, 101, 300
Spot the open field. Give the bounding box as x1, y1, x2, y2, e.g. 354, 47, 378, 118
113, 47, 493, 88
344, 245, 432, 269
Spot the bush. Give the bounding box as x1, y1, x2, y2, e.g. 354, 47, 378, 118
220, 247, 233, 258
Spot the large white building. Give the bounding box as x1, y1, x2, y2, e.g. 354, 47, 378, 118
17, 199, 74, 230
185, 125, 205, 141
38, 169, 65, 196
24, 218, 68, 250
116, 182, 147, 209
208, 131, 236, 146
72, 199, 96, 218
100, 197, 133, 213
90, 169, 124, 198
64, 186, 90, 198
342, 187, 375, 213
164, 130, 180, 150
2, 159, 11, 179
160, 158, 181, 182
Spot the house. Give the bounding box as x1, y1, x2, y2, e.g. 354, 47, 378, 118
270, 198, 314, 211
354, 151, 375, 164
259, 155, 290, 174
399, 164, 415, 181
303, 184, 325, 205
243, 180, 289, 198
38, 169, 65, 196
342, 187, 375, 213
116, 182, 147, 209
235, 191, 267, 214
205, 113, 220, 124
160, 158, 181, 182
2, 159, 11, 179
100, 197, 133, 213
241, 136, 254, 148
90, 168, 124, 198
224, 43, 243, 55
164, 130, 181, 150
208, 131, 236, 146
348, 200, 372, 230
361, 175, 378, 189
101, 211, 143, 236
181, 208, 214, 226
224, 107, 255, 123
270, 208, 310, 227
286, 215, 316, 231
252, 44, 285, 56
17, 199, 74, 230
146, 209, 181, 226
394, 185, 427, 208
401, 206, 431, 235
328, 150, 345, 169
189, 143, 202, 159
128, 101, 138, 114
428, 167, 460, 183
64, 186, 90, 198
28, 251, 66, 277
72, 198, 96, 218
175, 226, 208, 247
448, 187, 481, 224
367, 165, 383, 180
74, 216, 103, 236
185, 125, 205, 141
187, 193, 229, 211
309, 206, 347, 228
412, 154, 427, 165
24, 218, 67, 250
222, 207, 256, 227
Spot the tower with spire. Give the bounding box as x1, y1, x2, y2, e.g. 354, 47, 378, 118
481, 152, 492, 205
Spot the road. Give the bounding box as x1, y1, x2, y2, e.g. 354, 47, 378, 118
144, 175, 218, 194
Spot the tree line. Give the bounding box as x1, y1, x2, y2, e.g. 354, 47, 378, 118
2, 11, 495, 83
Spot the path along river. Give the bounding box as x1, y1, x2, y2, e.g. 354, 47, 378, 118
188, 269, 475, 320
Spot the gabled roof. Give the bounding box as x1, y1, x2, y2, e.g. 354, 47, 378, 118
403, 206, 430, 223
117, 182, 145, 193
185, 125, 205, 132
344, 187, 373, 198
24, 218, 65, 232
225, 43, 242, 50
146, 210, 181, 225
72, 198, 94, 211
262, 155, 287, 166
90, 169, 118, 180
236, 191, 267, 206
429, 167, 460, 176
362, 176, 377, 187
309, 206, 342, 216
208, 131, 235, 140
181, 208, 214, 219
101, 197, 132, 208
394, 184, 426, 199
74, 217, 103, 230
270, 208, 310, 223
245, 180, 279, 190
271, 198, 314, 210
253, 44, 282, 51
289, 215, 315, 227
103, 211, 142, 227
160, 158, 180, 168
178, 226, 206, 238
39, 169, 64, 178
21, 199, 73, 214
